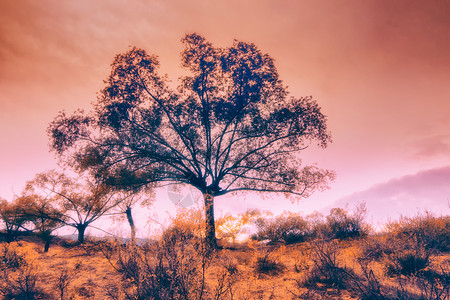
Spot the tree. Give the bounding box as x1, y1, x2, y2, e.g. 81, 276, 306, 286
48, 33, 335, 249
13, 194, 66, 252
0, 198, 30, 242
106, 189, 154, 244
26, 170, 124, 244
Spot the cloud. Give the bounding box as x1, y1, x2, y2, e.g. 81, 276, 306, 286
328, 166, 450, 225
409, 135, 450, 159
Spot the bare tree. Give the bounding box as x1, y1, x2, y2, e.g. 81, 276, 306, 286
48, 33, 334, 249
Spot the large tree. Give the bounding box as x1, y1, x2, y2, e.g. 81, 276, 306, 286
48, 33, 334, 248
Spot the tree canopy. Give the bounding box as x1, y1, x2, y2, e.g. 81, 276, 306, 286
48, 33, 335, 248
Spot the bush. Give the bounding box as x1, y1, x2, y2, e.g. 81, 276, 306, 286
325, 203, 370, 240
385, 212, 449, 252
386, 250, 431, 276
254, 212, 310, 244
0, 243, 27, 269
216, 209, 263, 243
101, 224, 212, 300
0, 261, 52, 300
351, 261, 386, 300
254, 252, 285, 276
359, 237, 386, 262
416, 268, 450, 300
302, 240, 355, 290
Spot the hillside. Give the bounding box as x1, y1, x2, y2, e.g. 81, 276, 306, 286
0, 212, 448, 300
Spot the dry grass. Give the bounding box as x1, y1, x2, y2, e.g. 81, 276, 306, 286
1, 237, 447, 300
0, 213, 448, 299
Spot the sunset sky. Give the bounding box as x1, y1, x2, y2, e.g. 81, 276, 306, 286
1, 0, 449, 227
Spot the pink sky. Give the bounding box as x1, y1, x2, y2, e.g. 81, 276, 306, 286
1, 0, 449, 223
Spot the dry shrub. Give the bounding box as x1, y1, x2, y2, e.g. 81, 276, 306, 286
55, 268, 73, 300
169, 207, 205, 239
325, 203, 371, 240
254, 212, 310, 244
254, 251, 285, 276
301, 240, 355, 290
415, 267, 450, 300
386, 250, 431, 277
386, 212, 449, 252
101, 224, 212, 300
349, 259, 388, 300
0, 242, 27, 269
359, 237, 387, 262
216, 209, 262, 243
0, 248, 52, 300
212, 256, 241, 300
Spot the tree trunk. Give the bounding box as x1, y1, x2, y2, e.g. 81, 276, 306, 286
44, 237, 52, 252
76, 224, 87, 244
203, 192, 217, 250
41, 231, 54, 252
125, 206, 136, 244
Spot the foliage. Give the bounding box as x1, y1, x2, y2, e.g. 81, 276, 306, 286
216, 208, 263, 243
0, 198, 31, 242
0, 243, 27, 269
48, 33, 334, 248
13, 194, 66, 252
325, 203, 371, 240
385, 212, 449, 252
254, 212, 310, 244
0, 243, 51, 300
415, 268, 450, 300
0, 208, 449, 300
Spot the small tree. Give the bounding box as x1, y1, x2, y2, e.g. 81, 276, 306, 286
0, 198, 29, 242
26, 170, 124, 244
13, 194, 66, 252
48, 33, 334, 249
106, 189, 154, 243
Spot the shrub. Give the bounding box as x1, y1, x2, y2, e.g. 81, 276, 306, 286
302, 240, 355, 290
254, 252, 285, 276
55, 268, 73, 300
216, 209, 263, 243
0, 243, 27, 269
385, 250, 431, 276
325, 203, 370, 240
359, 237, 386, 262
254, 212, 310, 244
416, 268, 450, 300
212, 255, 241, 299
385, 212, 449, 252
101, 224, 212, 300
0, 265, 52, 300
346, 258, 391, 300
